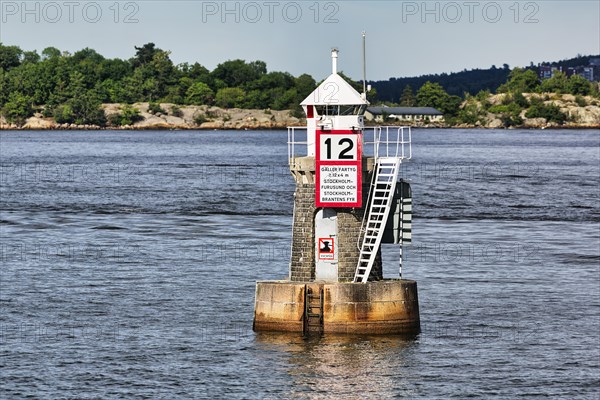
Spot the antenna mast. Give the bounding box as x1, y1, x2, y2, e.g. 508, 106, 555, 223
362, 31, 367, 98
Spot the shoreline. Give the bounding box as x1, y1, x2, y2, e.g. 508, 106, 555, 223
2, 124, 599, 131
1, 100, 599, 131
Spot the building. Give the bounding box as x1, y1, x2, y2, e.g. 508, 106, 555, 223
539, 65, 563, 80
540, 59, 600, 82
253, 49, 420, 335
365, 106, 444, 123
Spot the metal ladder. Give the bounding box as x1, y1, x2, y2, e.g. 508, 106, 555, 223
354, 157, 401, 283
303, 286, 324, 336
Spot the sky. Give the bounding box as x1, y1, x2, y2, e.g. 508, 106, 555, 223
1, 0, 599, 81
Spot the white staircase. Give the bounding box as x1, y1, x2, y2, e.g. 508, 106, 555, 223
354, 157, 401, 283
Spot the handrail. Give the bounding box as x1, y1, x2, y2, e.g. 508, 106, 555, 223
363, 126, 412, 164
287, 126, 412, 165
288, 127, 308, 169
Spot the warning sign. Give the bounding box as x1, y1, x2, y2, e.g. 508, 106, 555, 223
318, 238, 335, 260
318, 165, 359, 204
315, 130, 362, 208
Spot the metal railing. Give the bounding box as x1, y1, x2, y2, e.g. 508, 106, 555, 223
287, 126, 412, 165
364, 126, 412, 163
287, 127, 308, 165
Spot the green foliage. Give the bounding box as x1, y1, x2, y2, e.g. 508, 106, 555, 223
457, 100, 485, 125
54, 104, 74, 124
185, 82, 214, 105
120, 105, 142, 125
399, 85, 415, 106
69, 92, 105, 125
132, 43, 159, 67
0, 43, 328, 114
567, 75, 592, 96
475, 89, 491, 101
41, 47, 61, 60
170, 105, 183, 117
194, 113, 207, 125
416, 81, 461, 116
0, 43, 23, 70
540, 71, 569, 93
2, 92, 34, 125
513, 92, 529, 107
109, 105, 142, 126
212, 59, 266, 87
525, 102, 566, 124
272, 88, 298, 110
148, 102, 166, 114
290, 105, 305, 119
488, 103, 523, 127
22, 51, 40, 64
372, 64, 511, 100
294, 74, 317, 100
497, 68, 540, 94
215, 87, 246, 108
575, 95, 587, 107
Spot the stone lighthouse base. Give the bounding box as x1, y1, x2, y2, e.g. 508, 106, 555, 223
253, 280, 420, 335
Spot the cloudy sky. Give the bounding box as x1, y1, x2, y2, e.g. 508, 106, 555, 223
1, 1, 599, 80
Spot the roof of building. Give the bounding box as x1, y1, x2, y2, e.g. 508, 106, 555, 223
301, 73, 368, 106
367, 106, 443, 116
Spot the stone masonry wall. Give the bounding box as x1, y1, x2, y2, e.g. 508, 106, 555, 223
289, 182, 316, 281
289, 156, 383, 282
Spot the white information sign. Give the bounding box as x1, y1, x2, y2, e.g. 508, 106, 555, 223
315, 131, 362, 208
318, 165, 359, 204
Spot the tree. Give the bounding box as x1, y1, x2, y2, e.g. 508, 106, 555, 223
98, 58, 132, 82
215, 87, 246, 108
0, 69, 7, 106
54, 104, 75, 124
294, 74, 316, 100
186, 82, 214, 105
540, 71, 569, 93
0, 44, 23, 70
497, 68, 540, 93
108, 105, 142, 126
2, 92, 34, 125
567, 75, 592, 96
249, 71, 295, 91
525, 103, 566, 124
1, 44, 322, 115
22, 51, 40, 64
132, 43, 159, 67
488, 103, 523, 127
212, 59, 266, 87
67, 90, 106, 125
41, 47, 61, 60
416, 81, 461, 116
399, 85, 415, 106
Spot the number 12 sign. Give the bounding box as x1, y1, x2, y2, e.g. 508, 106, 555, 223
315, 130, 362, 208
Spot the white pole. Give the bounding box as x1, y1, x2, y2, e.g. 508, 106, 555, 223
399, 188, 403, 279
331, 48, 338, 74
362, 31, 367, 97
399, 246, 403, 279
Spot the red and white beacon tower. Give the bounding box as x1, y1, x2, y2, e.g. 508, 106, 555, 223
254, 48, 420, 335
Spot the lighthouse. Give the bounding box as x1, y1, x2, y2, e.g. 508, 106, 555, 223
254, 49, 420, 335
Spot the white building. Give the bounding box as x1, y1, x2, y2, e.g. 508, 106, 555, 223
365, 106, 444, 123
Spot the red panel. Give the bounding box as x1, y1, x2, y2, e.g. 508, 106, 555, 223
306, 105, 314, 118
315, 130, 363, 208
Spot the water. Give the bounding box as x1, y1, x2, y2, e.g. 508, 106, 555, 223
1, 129, 598, 399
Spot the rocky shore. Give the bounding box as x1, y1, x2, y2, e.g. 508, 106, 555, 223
1, 96, 599, 130
453, 93, 600, 129
0, 103, 304, 130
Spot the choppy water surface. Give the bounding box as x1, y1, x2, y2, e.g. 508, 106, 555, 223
1, 129, 599, 399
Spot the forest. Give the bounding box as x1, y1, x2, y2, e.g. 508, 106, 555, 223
1, 43, 598, 126
370, 54, 599, 101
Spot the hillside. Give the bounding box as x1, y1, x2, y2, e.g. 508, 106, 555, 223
371, 54, 600, 102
